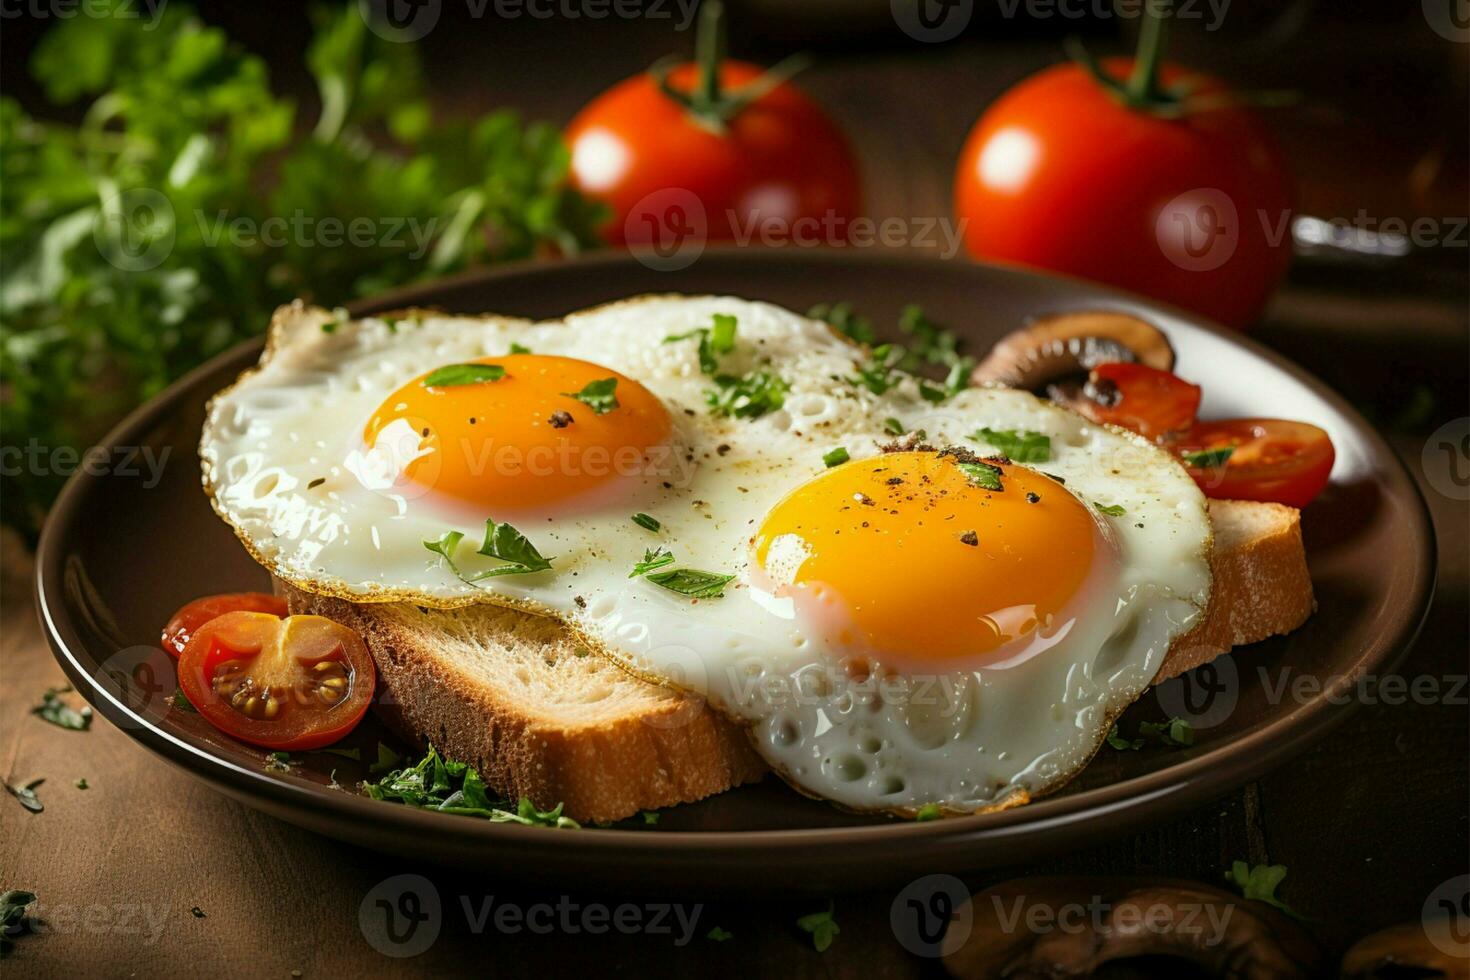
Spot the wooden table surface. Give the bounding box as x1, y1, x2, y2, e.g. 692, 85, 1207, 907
2, 7, 1466, 977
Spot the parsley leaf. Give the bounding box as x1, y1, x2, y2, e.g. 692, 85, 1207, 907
425, 521, 553, 582
563, 378, 619, 415
706, 926, 734, 942
914, 803, 942, 821
849, 344, 903, 396
706, 371, 788, 419
1093, 501, 1127, 517
631, 513, 661, 533
1138, 717, 1194, 747
509, 342, 531, 354
1106, 724, 1145, 751
808, 301, 876, 345
1, 890, 38, 956
796, 901, 840, 953
708, 313, 738, 356
421, 363, 506, 388
665, 313, 739, 375
629, 547, 676, 578
1182, 446, 1235, 468
1225, 862, 1305, 919
957, 460, 1005, 492
976, 427, 1051, 463
641, 810, 660, 825
644, 568, 735, 599
31, 686, 92, 731
365, 745, 578, 828
884, 417, 907, 436
823, 447, 850, 468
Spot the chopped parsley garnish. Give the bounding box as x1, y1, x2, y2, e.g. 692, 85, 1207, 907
562, 377, 619, 415
629, 547, 676, 578
706, 926, 734, 942
191, 906, 207, 918
644, 567, 735, 599
1093, 501, 1127, 517
957, 460, 1004, 492
422, 363, 506, 388
808, 301, 876, 345
823, 447, 850, 468
665, 313, 738, 374
31, 686, 92, 731
368, 743, 403, 775
898, 305, 974, 399
976, 427, 1051, 463
172, 687, 197, 713
5, 778, 44, 814
74, 778, 88, 790
796, 901, 840, 952
706, 371, 788, 419
849, 343, 903, 396
631, 513, 661, 533
1225, 861, 1304, 919
509, 342, 531, 354
883, 417, 906, 436
320, 320, 339, 334
1138, 717, 1194, 747
1109, 716, 1193, 750
915, 803, 942, 821
364, 745, 578, 828
425, 519, 554, 582
641, 810, 660, 825
1182, 446, 1235, 468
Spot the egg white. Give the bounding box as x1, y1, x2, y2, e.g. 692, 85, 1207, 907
203, 295, 1212, 813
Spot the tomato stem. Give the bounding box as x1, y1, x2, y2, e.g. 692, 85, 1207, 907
1126, 0, 1170, 103
647, 0, 810, 134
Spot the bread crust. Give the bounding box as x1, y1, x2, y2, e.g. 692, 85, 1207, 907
283, 587, 767, 824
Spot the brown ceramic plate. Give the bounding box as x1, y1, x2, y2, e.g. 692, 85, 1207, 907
36, 249, 1435, 895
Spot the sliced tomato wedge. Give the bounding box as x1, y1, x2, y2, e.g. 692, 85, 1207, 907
1075, 362, 1202, 440
161, 592, 287, 658
1171, 418, 1335, 508
177, 611, 375, 750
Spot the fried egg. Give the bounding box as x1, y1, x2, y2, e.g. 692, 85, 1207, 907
202, 296, 1212, 813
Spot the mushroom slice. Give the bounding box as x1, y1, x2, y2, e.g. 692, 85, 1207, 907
971, 311, 1176, 390
941, 876, 1323, 979
1341, 921, 1467, 979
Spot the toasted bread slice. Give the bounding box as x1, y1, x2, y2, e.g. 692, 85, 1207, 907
284, 499, 1312, 821
1154, 498, 1315, 683
282, 588, 766, 824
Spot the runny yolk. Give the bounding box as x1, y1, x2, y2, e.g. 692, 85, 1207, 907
364, 354, 673, 513
751, 451, 1102, 663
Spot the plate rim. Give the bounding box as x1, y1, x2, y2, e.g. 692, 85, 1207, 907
34, 248, 1438, 859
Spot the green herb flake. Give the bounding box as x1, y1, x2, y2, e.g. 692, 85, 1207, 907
808, 301, 876, 345
190, 906, 207, 919
1182, 446, 1235, 469
2, 890, 38, 956
1093, 501, 1127, 517
914, 803, 942, 821
425, 520, 553, 583
629, 547, 676, 579
509, 342, 531, 354
631, 513, 661, 533
957, 461, 1004, 492
976, 427, 1051, 463
644, 568, 736, 600
666, 314, 739, 375
365, 746, 578, 828
641, 810, 660, 825
172, 687, 197, 713
796, 901, 840, 953
5, 779, 44, 814
883, 417, 906, 436
422, 363, 507, 388
368, 743, 403, 775
823, 447, 850, 468
706, 371, 787, 419
1138, 717, 1194, 747
1106, 724, 1144, 751
563, 377, 619, 415
75, 778, 88, 790
706, 926, 734, 942
1225, 862, 1305, 919
320, 321, 339, 334
31, 686, 92, 731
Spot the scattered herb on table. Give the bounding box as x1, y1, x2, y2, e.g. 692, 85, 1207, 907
796, 901, 839, 952
1, 890, 38, 957
1225, 861, 1305, 920
31, 686, 92, 731
5, 779, 44, 814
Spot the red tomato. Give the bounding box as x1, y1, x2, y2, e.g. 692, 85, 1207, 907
161, 592, 287, 658
1171, 418, 1335, 508
177, 611, 376, 751
1075, 362, 1202, 440
566, 60, 860, 247
954, 59, 1292, 329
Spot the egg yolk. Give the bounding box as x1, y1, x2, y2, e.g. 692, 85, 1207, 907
364, 354, 673, 513
752, 451, 1102, 663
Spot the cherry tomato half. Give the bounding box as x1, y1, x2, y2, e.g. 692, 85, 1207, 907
161, 592, 287, 658
177, 611, 376, 751
955, 59, 1292, 329
566, 60, 860, 247
1171, 418, 1335, 508
1074, 362, 1202, 440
